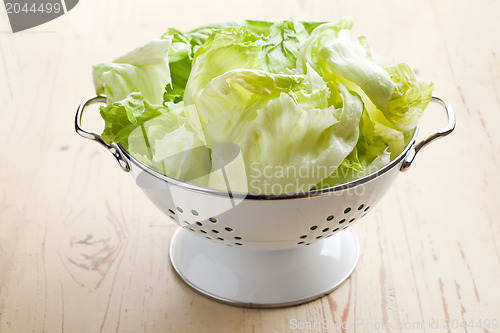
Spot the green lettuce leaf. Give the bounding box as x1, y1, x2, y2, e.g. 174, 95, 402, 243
99, 92, 168, 148
299, 21, 433, 130
384, 62, 434, 130
193, 69, 305, 144
261, 20, 309, 74
183, 27, 264, 106
162, 29, 193, 103
92, 38, 172, 105
242, 83, 363, 194
192, 65, 361, 193
161, 27, 217, 104
127, 106, 211, 186
315, 110, 398, 187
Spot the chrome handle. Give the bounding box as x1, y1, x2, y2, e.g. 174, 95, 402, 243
75, 96, 130, 172
400, 96, 456, 171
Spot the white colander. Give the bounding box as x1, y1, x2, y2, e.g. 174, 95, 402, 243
75, 95, 455, 308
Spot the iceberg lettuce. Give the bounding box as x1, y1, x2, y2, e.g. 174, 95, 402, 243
92, 18, 433, 194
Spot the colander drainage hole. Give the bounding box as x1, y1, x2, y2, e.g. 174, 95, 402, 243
209, 217, 217, 223
310, 225, 318, 230
316, 235, 323, 239
339, 219, 346, 224
196, 222, 203, 226
177, 207, 184, 213
212, 229, 219, 234
344, 207, 351, 214
358, 204, 365, 210
322, 228, 329, 232
332, 227, 339, 233
364, 206, 370, 212
191, 209, 199, 216
200, 230, 207, 234
349, 218, 355, 223
234, 236, 242, 240
225, 227, 233, 232
235, 243, 243, 246
217, 237, 224, 241
298, 241, 305, 244
326, 215, 334, 221
168, 209, 175, 215
299, 235, 307, 239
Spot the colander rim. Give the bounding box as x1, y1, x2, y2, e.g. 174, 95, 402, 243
120, 126, 418, 200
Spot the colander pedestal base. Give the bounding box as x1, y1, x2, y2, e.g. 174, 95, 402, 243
169, 227, 359, 308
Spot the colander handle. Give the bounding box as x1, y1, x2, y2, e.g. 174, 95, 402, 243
400, 96, 456, 171
75, 95, 130, 172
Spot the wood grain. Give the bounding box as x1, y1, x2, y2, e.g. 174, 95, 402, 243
1, 0, 499, 332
